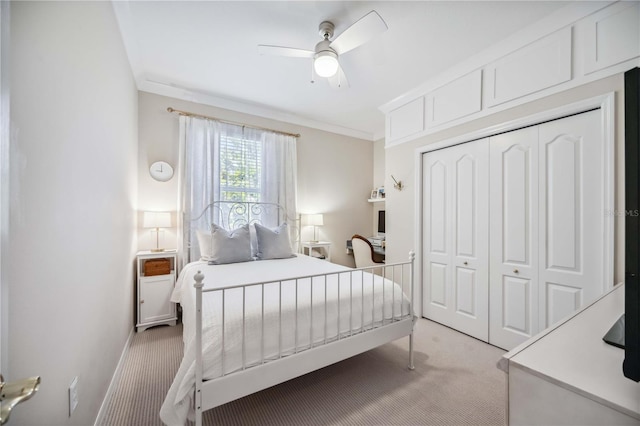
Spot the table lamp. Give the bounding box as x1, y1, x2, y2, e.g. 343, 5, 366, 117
143, 211, 172, 252
304, 213, 324, 243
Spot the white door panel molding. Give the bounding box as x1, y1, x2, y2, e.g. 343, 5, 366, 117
486, 27, 572, 108
387, 97, 424, 142
583, 1, 640, 74
426, 70, 482, 128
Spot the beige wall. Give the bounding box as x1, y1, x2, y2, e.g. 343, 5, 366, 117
385, 74, 626, 286
138, 91, 374, 267
9, 1, 138, 424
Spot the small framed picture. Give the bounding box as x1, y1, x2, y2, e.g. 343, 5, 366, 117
377, 187, 385, 198
370, 190, 378, 199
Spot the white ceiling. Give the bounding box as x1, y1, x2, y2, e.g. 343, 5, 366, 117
114, 1, 571, 140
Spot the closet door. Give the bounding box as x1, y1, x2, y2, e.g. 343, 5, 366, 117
423, 139, 489, 341
538, 109, 604, 329
423, 148, 452, 329
489, 126, 539, 350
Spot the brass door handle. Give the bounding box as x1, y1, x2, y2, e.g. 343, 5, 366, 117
0, 375, 41, 425
140, 300, 145, 304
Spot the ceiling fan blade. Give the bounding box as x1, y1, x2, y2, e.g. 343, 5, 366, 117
257, 45, 314, 58
329, 10, 388, 55
327, 65, 349, 89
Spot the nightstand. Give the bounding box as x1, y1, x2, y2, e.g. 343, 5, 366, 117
301, 241, 332, 261
136, 250, 178, 332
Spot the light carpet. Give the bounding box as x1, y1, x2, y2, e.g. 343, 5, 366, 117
99, 318, 506, 425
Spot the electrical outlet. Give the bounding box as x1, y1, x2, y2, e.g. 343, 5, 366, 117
68, 376, 78, 416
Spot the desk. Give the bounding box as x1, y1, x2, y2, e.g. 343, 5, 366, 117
346, 239, 385, 262
500, 283, 640, 425
301, 241, 331, 261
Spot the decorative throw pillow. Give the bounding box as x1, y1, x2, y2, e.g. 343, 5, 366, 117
254, 222, 295, 260
196, 229, 214, 261
209, 224, 253, 265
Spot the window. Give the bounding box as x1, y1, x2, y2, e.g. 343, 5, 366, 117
179, 115, 297, 263
219, 133, 261, 202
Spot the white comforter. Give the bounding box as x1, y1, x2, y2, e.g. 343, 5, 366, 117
160, 255, 411, 425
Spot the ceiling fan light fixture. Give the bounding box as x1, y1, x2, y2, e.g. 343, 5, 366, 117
314, 51, 339, 78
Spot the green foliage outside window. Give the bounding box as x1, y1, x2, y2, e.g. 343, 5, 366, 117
219, 135, 261, 202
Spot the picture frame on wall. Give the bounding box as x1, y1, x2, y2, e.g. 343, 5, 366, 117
378, 187, 385, 198
370, 190, 378, 199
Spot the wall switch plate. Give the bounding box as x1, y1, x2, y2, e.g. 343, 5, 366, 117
68, 376, 78, 416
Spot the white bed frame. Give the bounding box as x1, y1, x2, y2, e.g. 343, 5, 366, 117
183, 202, 416, 426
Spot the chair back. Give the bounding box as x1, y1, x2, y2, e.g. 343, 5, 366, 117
351, 234, 380, 268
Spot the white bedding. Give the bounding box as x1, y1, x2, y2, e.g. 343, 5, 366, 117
160, 255, 412, 425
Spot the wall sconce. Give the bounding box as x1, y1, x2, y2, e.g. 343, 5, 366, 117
143, 211, 172, 252
391, 175, 404, 191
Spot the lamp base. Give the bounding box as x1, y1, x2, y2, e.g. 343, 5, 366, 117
151, 248, 165, 252
309, 240, 319, 244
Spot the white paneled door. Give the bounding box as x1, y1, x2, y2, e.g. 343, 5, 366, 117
537, 110, 604, 329
489, 111, 606, 349
422, 108, 608, 351
489, 109, 605, 349
423, 139, 489, 341
489, 126, 540, 350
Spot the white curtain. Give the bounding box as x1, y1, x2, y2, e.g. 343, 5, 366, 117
262, 131, 298, 251
177, 116, 221, 266
178, 115, 298, 265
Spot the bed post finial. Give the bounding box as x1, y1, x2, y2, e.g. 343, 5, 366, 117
194, 270, 204, 288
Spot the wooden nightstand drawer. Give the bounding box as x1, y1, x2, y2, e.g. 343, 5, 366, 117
143, 258, 171, 276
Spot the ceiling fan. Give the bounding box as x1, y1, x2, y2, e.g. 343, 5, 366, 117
258, 10, 388, 88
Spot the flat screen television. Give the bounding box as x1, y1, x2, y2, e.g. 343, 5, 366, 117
623, 66, 640, 382
377, 210, 385, 237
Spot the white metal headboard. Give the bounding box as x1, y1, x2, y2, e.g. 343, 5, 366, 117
184, 201, 300, 263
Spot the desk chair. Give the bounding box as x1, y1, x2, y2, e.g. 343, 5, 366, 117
351, 234, 385, 269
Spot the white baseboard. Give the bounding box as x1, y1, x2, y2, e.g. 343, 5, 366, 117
93, 327, 135, 426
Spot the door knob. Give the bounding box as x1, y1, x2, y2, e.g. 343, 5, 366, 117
0, 375, 41, 424
140, 300, 145, 304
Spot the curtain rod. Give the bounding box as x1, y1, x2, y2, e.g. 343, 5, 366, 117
166, 107, 301, 138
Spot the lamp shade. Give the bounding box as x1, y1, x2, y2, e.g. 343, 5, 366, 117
143, 211, 171, 229
305, 213, 324, 226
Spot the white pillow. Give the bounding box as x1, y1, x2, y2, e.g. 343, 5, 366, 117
209, 224, 253, 265
254, 222, 295, 260
196, 229, 214, 261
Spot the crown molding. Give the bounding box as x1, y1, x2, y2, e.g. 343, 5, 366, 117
138, 79, 375, 141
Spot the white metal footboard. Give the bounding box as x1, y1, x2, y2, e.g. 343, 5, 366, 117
191, 252, 416, 426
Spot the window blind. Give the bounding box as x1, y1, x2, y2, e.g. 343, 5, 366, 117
219, 134, 261, 202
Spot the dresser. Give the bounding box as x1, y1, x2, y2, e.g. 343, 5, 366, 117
499, 284, 640, 425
